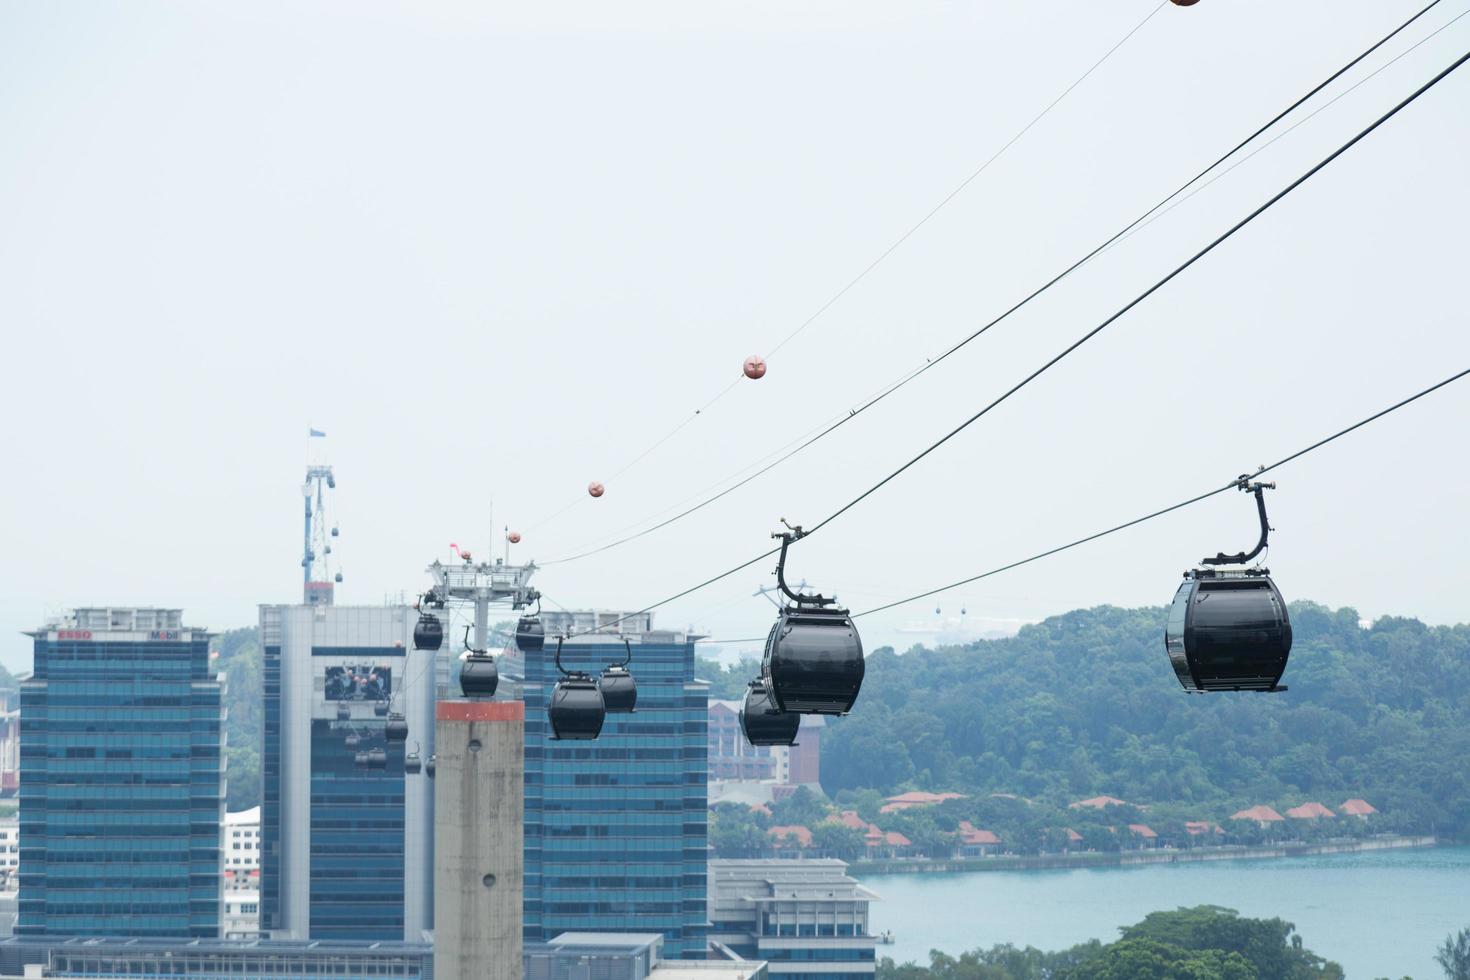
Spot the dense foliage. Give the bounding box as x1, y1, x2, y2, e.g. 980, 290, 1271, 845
214, 627, 262, 811
822, 603, 1470, 838
697, 655, 761, 701
1439, 927, 1470, 980
876, 906, 1344, 980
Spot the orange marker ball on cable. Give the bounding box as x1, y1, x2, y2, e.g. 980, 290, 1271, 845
743, 355, 767, 380
588, 482, 605, 498
507, 531, 522, 544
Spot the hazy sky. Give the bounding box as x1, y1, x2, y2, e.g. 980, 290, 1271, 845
2, 1, 1467, 674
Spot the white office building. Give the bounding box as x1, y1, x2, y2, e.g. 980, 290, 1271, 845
709, 860, 878, 980
224, 807, 260, 899
0, 820, 16, 892
258, 604, 435, 941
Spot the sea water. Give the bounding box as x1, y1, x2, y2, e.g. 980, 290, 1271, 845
863, 846, 1470, 980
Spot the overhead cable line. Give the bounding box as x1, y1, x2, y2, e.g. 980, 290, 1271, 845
803, 44, 1470, 537
540, 0, 1451, 565
557, 47, 1470, 639
761, 1, 1169, 361
527, 2, 1168, 528
852, 366, 1470, 617
695, 364, 1470, 640
1106, 0, 1466, 255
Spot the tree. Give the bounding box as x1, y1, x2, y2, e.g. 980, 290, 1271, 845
770, 785, 829, 827
877, 909, 1342, 980
1437, 927, 1470, 980
1120, 907, 1342, 980
695, 656, 762, 701
1058, 937, 1255, 980
710, 804, 771, 858
214, 627, 264, 811
811, 822, 866, 861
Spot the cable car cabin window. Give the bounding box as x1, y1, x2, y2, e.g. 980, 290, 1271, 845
1165, 582, 1189, 656
1165, 581, 1192, 688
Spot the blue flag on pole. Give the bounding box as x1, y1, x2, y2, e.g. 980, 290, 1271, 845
309, 428, 326, 438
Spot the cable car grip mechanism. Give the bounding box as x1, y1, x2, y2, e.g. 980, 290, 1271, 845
1201, 475, 1277, 567
772, 519, 835, 607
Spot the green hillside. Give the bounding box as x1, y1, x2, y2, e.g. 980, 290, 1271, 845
214, 627, 262, 811
821, 603, 1470, 838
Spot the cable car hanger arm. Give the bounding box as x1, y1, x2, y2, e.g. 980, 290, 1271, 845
1201, 475, 1275, 566
553, 636, 576, 678
773, 520, 835, 606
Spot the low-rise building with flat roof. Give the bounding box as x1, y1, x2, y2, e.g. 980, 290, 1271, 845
709, 860, 876, 980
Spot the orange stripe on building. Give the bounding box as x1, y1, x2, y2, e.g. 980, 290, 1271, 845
436, 700, 525, 722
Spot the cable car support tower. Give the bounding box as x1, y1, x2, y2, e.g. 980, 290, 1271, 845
423, 552, 540, 656
302, 464, 341, 605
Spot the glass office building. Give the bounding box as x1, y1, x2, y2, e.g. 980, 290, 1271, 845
523, 613, 709, 957
18, 608, 224, 938
259, 604, 433, 941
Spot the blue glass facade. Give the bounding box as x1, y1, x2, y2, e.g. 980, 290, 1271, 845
306, 717, 405, 938
262, 643, 283, 933
18, 626, 223, 938
523, 633, 709, 957
258, 615, 415, 942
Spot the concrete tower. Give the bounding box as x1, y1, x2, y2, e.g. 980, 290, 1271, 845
434, 700, 524, 980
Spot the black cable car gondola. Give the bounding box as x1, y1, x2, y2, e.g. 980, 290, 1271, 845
345, 733, 361, 749
516, 604, 545, 653
365, 747, 387, 769
458, 625, 499, 698
760, 522, 865, 715
599, 639, 637, 714
414, 613, 444, 652
374, 700, 389, 718
353, 750, 369, 767
547, 637, 605, 740
405, 746, 422, 774
460, 654, 498, 697
336, 702, 351, 722
386, 711, 409, 742
740, 678, 801, 747
1165, 477, 1292, 693
425, 754, 436, 778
